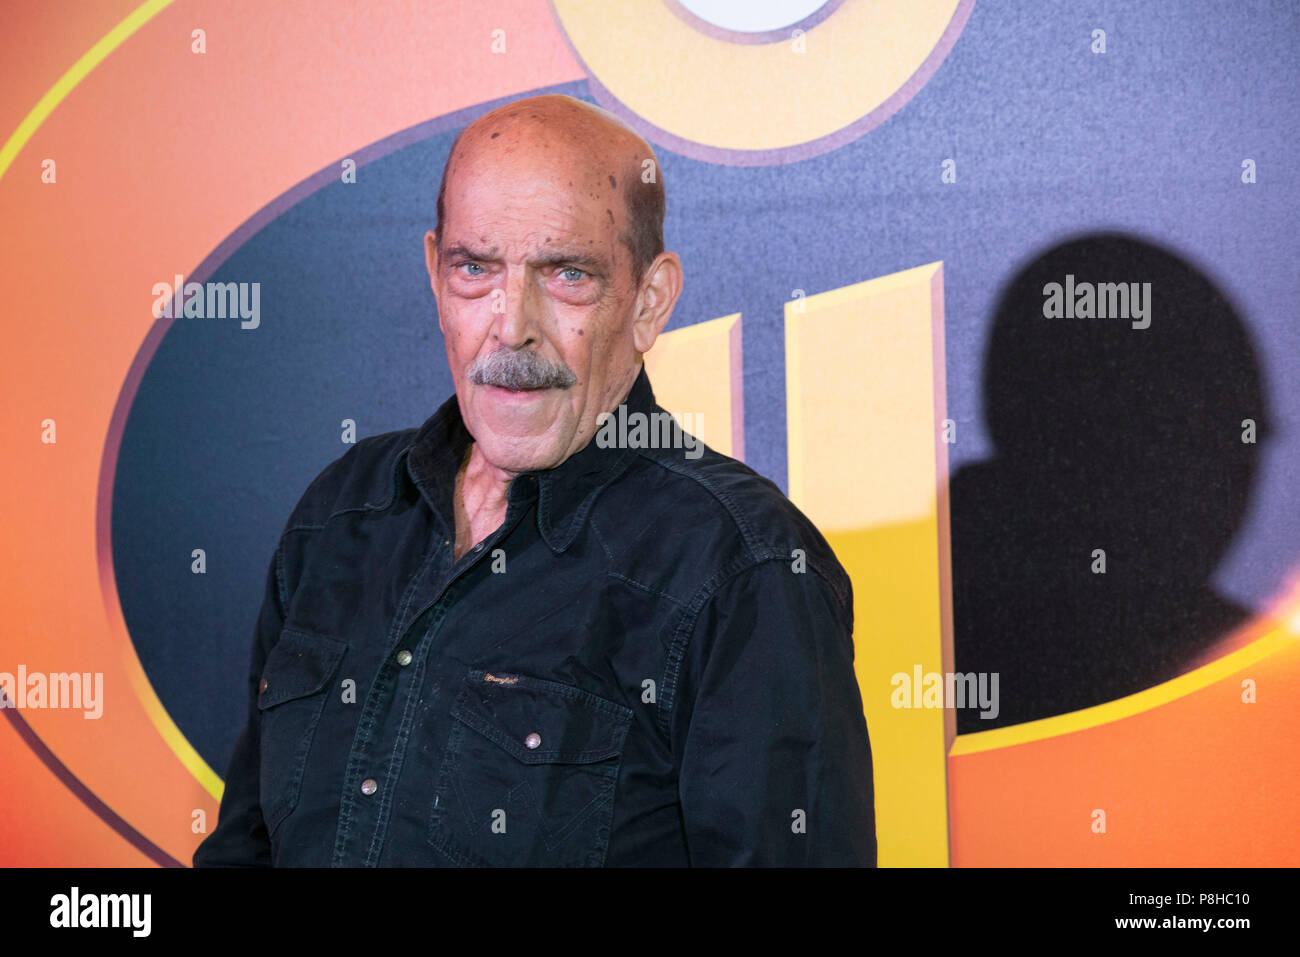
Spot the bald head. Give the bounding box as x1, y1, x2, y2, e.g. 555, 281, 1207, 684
434, 95, 665, 288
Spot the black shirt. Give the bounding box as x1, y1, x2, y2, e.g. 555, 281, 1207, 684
193, 365, 876, 866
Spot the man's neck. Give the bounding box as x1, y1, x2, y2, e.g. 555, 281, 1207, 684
449, 366, 645, 560
452, 441, 514, 561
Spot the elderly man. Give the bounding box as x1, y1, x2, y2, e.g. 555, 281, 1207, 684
194, 94, 876, 867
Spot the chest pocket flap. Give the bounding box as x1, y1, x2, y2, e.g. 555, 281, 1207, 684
451, 669, 632, 763
257, 629, 347, 710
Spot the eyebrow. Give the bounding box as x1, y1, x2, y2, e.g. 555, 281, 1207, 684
443, 243, 608, 273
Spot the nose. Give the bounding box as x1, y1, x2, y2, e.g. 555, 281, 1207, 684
492, 265, 541, 350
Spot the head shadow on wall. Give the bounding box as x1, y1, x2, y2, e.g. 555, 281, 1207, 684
950, 233, 1270, 734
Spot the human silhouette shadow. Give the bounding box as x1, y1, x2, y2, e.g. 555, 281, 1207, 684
951, 233, 1269, 734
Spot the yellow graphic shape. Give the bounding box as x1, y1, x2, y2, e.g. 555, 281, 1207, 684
645, 313, 744, 459
947, 612, 1300, 866
787, 262, 951, 866
551, 0, 965, 152
0, 0, 174, 181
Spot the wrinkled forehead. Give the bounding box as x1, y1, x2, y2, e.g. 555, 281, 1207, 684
443, 135, 628, 245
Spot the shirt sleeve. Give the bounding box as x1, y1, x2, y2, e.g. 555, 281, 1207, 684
191, 549, 282, 867
675, 556, 877, 866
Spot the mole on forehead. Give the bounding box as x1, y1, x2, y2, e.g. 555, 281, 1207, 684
464, 133, 616, 174
475, 108, 627, 149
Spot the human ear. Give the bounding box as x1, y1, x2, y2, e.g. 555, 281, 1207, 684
631, 251, 683, 354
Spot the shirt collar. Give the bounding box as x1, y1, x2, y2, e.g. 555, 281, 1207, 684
403, 364, 656, 553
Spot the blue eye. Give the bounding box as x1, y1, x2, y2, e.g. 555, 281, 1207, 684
457, 262, 484, 276
559, 267, 586, 282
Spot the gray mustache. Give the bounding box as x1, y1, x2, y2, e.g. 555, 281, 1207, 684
468, 348, 577, 390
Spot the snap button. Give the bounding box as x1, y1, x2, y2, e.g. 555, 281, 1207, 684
360, 778, 378, 795
258, 677, 268, 695
396, 649, 413, 666
472, 541, 485, 553
524, 732, 541, 750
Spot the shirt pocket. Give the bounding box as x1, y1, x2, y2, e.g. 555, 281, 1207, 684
427, 668, 633, 867
255, 628, 347, 837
